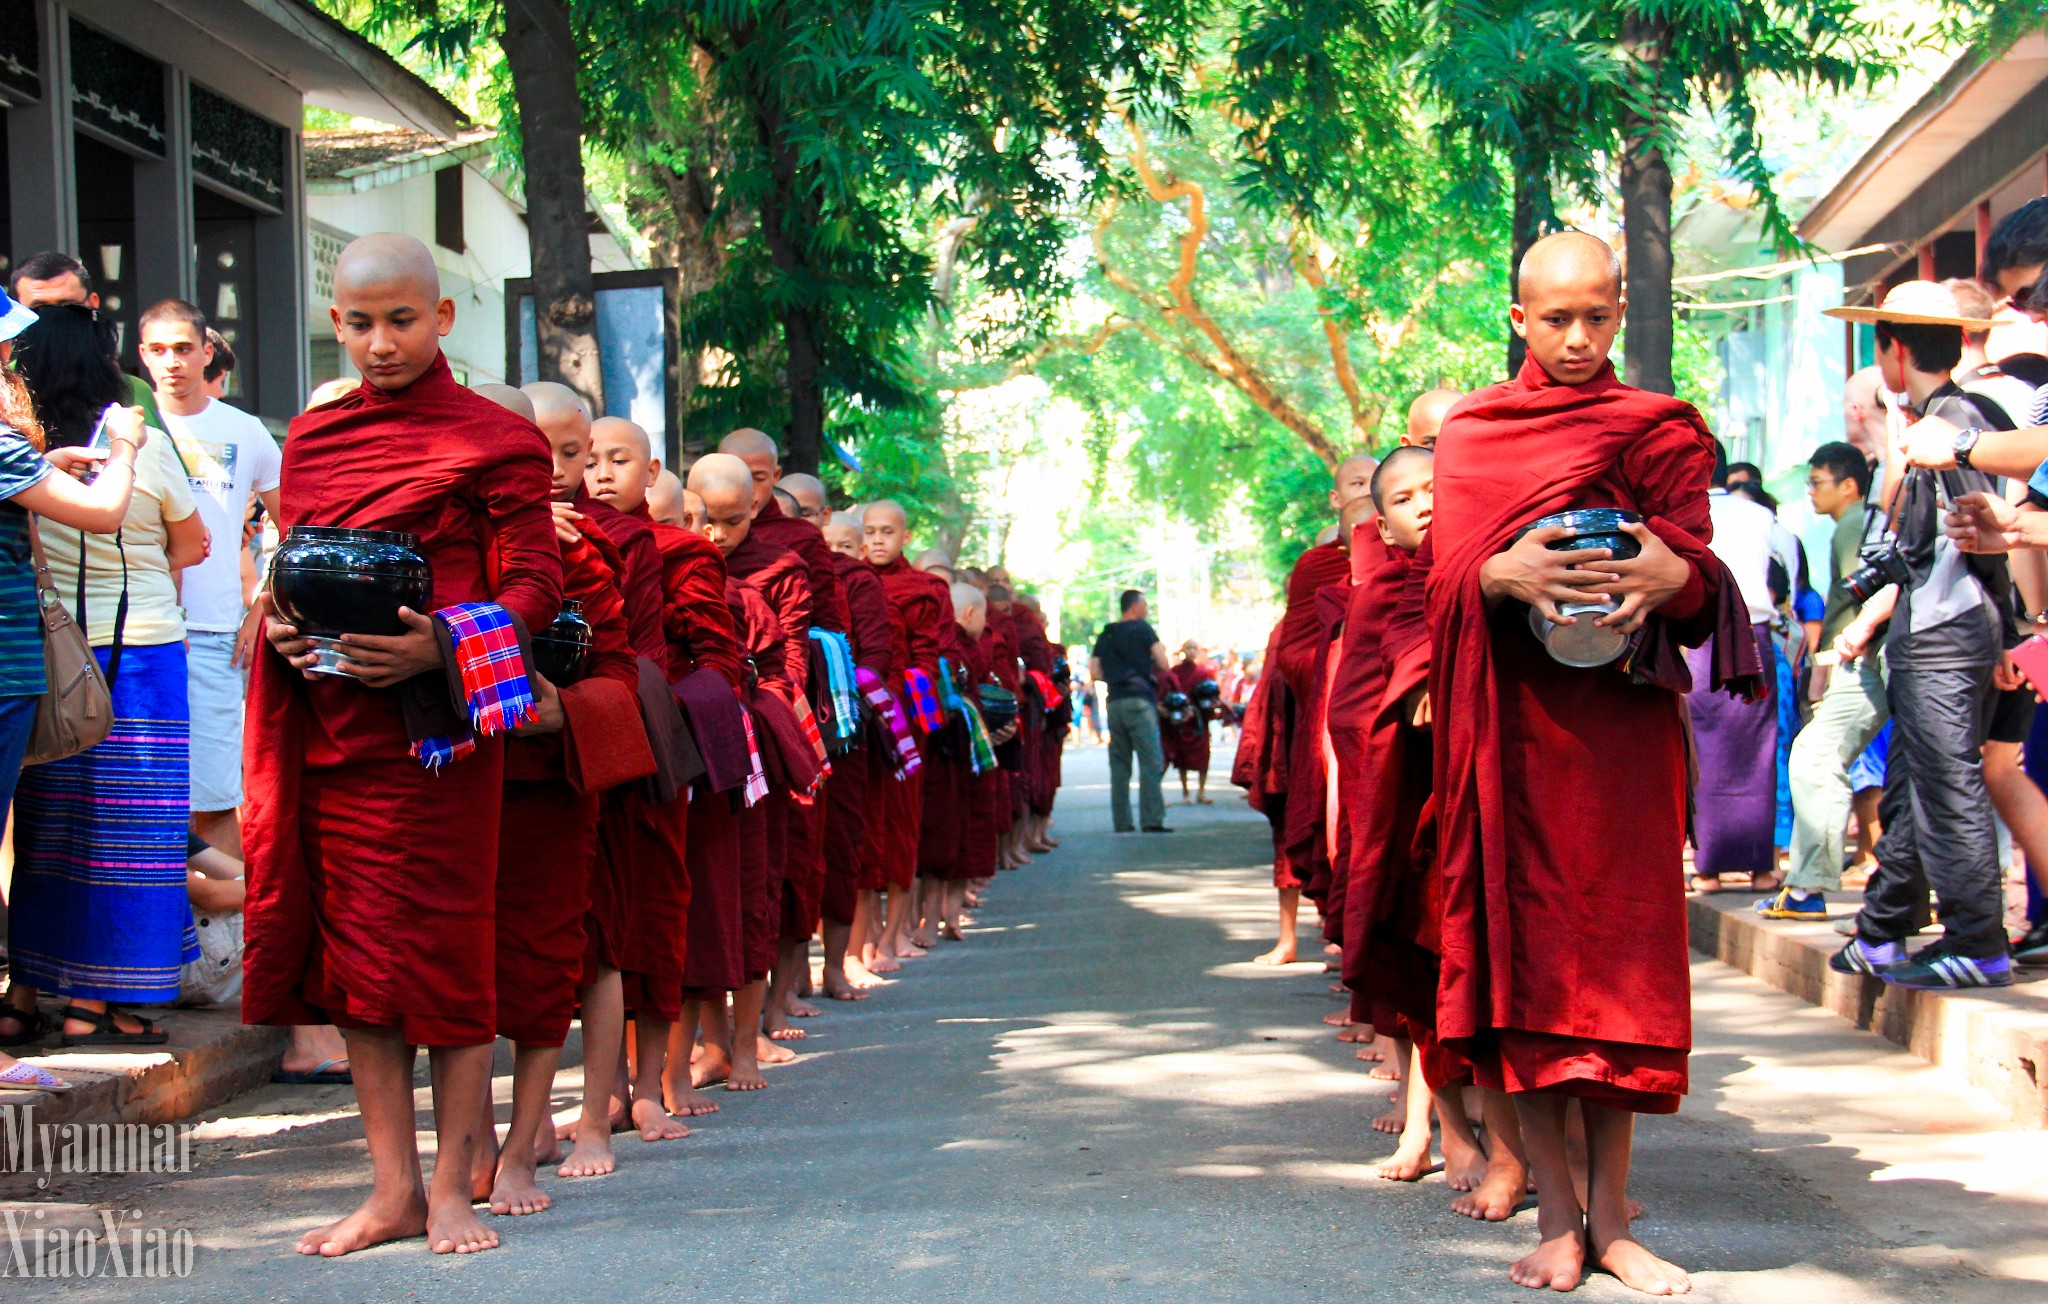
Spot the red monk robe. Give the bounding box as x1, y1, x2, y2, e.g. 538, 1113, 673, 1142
575, 487, 669, 674
982, 602, 1023, 828
728, 580, 793, 981
863, 557, 946, 891
918, 595, 974, 880
643, 523, 751, 1000
722, 534, 819, 945
496, 534, 651, 1045
1230, 620, 1293, 864
243, 356, 563, 1046
1423, 356, 1735, 1113
824, 553, 893, 926
1158, 658, 1216, 775
1240, 540, 1345, 895
1010, 602, 1060, 817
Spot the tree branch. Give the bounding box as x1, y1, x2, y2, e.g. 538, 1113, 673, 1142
1291, 233, 1375, 447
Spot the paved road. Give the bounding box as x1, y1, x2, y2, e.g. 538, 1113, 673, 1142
10, 747, 2042, 1301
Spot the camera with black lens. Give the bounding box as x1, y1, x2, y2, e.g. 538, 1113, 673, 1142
1844, 539, 1913, 606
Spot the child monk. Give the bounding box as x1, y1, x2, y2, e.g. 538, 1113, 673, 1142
862, 501, 947, 969
1425, 230, 1750, 1294
245, 232, 562, 1256
477, 384, 652, 1215
822, 511, 896, 996
582, 416, 696, 1144
1007, 587, 1067, 852
688, 453, 817, 1084
1246, 453, 1377, 967
1401, 388, 1463, 448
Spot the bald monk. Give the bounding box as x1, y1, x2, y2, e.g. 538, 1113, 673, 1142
863, 501, 947, 968
480, 427, 650, 1215
1425, 231, 1752, 1294
1248, 450, 1376, 966
1158, 640, 1216, 804
306, 376, 357, 408
575, 417, 701, 1145
246, 233, 561, 1256
983, 581, 1035, 872
689, 453, 817, 1081
1402, 388, 1463, 448
472, 381, 536, 422
717, 431, 849, 1021
647, 468, 686, 527
780, 471, 831, 526
915, 547, 954, 585
1009, 588, 1066, 852
822, 512, 893, 995
927, 582, 1020, 934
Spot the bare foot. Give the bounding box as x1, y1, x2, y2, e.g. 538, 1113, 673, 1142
1322, 1010, 1353, 1027
727, 1061, 768, 1091
1251, 943, 1297, 966
1594, 1236, 1690, 1295
295, 1190, 427, 1257
666, 1082, 721, 1116
1442, 1136, 1489, 1193
763, 1010, 807, 1042
1195, 796, 1212, 804
489, 1164, 552, 1216
556, 1121, 616, 1178
555, 1096, 627, 1140
426, 1196, 500, 1255
1453, 1160, 1528, 1221
1509, 1228, 1586, 1291
756, 1035, 797, 1065
630, 1097, 690, 1141
1372, 1108, 1405, 1134
1369, 1057, 1402, 1082
691, 1044, 733, 1089
868, 952, 902, 975
1348, 1030, 1382, 1052
1324, 942, 1342, 956
898, 940, 929, 958
1376, 1139, 1433, 1181
787, 996, 822, 1019
940, 922, 965, 942
908, 929, 938, 951
824, 969, 872, 1001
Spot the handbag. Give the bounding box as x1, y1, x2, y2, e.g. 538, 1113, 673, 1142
23, 514, 115, 765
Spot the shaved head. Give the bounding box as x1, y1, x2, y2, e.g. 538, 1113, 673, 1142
687, 452, 753, 502
1517, 231, 1621, 301
305, 378, 356, 410
822, 512, 862, 557
1402, 388, 1462, 448
333, 231, 440, 300
780, 472, 828, 523
864, 499, 911, 567
719, 427, 779, 460
1330, 452, 1378, 513
648, 468, 686, 527
523, 381, 592, 429
472, 382, 535, 422
950, 582, 987, 615
591, 416, 651, 460
719, 427, 781, 512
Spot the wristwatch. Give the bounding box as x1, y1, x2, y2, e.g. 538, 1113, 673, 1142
1954, 426, 1983, 470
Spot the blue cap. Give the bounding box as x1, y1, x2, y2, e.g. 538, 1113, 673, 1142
0, 287, 36, 344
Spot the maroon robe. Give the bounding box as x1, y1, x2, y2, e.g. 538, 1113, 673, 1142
862, 557, 944, 891
496, 533, 652, 1046
243, 355, 562, 1046
824, 554, 892, 925
1158, 658, 1216, 774
1424, 356, 1740, 1113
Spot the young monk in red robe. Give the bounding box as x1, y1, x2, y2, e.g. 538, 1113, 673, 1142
862, 501, 946, 970
1009, 589, 1067, 850
1402, 388, 1463, 449
581, 416, 696, 1145
1158, 642, 1216, 804
909, 559, 967, 946
689, 453, 818, 1084
823, 512, 893, 996
1425, 231, 1750, 1295
717, 429, 847, 1026
479, 388, 652, 1216
1250, 452, 1376, 967
246, 233, 561, 1257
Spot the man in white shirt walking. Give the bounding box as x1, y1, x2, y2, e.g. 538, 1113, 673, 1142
139, 300, 280, 858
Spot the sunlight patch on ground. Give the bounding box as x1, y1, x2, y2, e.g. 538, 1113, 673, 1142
191, 1108, 358, 1141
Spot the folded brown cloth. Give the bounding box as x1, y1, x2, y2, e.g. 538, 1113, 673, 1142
673, 666, 751, 794
634, 655, 702, 803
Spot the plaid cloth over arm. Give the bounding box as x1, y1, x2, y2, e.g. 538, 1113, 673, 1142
411, 601, 537, 769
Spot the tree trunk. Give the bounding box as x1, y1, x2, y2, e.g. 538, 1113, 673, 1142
501, 0, 603, 412
1618, 14, 1674, 396
1507, 160, 1543, 380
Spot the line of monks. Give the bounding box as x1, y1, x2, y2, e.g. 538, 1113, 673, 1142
1233, 231, 1762, 1296
239, 233, 1069, 1259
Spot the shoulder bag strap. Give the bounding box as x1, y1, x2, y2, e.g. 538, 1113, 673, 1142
70, 526, 128, 690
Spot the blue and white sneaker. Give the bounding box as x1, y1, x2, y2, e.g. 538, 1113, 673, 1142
1879, 943, 2013, 990
1755, 888, 1825, 920
1828, 937, 1902, 977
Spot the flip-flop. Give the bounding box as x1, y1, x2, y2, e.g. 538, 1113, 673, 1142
271, 1057, 352, 1085
0, 1060, 70, 1091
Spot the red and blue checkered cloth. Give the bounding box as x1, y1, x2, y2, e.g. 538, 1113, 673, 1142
902, 667, 943, 735
410, 602, 537, 769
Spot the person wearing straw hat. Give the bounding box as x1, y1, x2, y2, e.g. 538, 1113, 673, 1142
1821, 280, 2018, 990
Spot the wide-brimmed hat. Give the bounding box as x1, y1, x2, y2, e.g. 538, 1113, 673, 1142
0, 287, 36, 343
1823, 279, 1998, 329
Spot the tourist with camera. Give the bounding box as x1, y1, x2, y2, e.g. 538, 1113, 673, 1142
1824, 282, 2015, 989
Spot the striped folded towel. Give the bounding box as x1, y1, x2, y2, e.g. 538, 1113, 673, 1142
412, 602, 535, 769
857, 666, 921, 779
938, 658, 998, 776
807, 629, 861, 747
738, 707, 770, 807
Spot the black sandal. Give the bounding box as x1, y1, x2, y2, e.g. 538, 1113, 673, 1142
0, 1005, 48, 1047
56, 1005, 168, 1048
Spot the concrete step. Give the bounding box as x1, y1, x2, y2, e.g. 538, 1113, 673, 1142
1688, 891, 2048, 1129
0, 1005, 287, 1128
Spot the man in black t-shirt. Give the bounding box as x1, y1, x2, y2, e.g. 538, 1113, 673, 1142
1090, 589, 1171, 832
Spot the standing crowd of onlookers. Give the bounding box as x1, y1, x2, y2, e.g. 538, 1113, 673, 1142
1689, 198, 2048, 989
0, 251, 345, 1091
